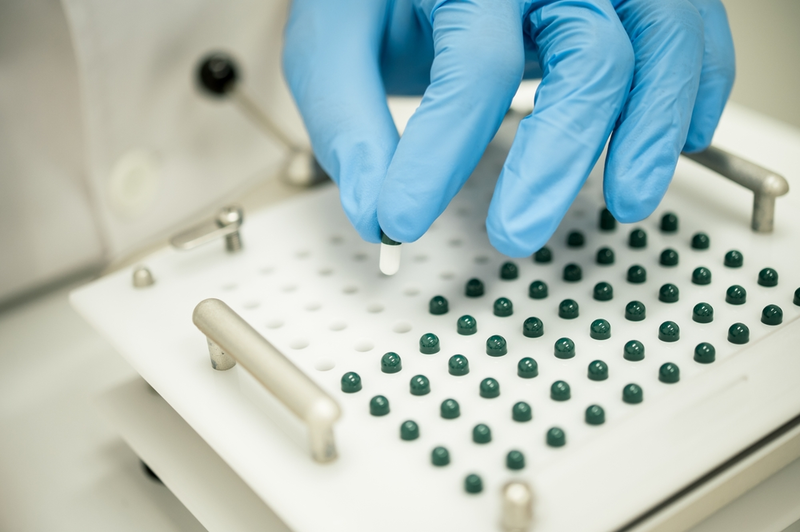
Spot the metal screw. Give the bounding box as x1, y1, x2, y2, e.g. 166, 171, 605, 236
132, 266, 155, 288
216, 206, 244, 252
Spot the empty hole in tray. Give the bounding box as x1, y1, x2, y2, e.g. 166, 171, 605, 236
221, 282, 238, 291
281, 284, 298, 293
265, 319, 284, 329
412, 254, 429, 263
392, 321, 412, 333
330, 235, 344, 245
456, 207, 470, 217
367, 303, 385, 313
474, 255, 490, 264
295, 250, 310, 259
403, 286, 420, 296
329, 321, 347, 331
318, 268, 334, 276
440, 271, 456, 280
353, 253, 368, 262
289, 338, 309, 350
305, 302, 321, 311
448, 238, 463, 247
259, 266, 275, 275
314, 358, 335, 372
343, 285, 359, 294
354, 339, 374, 352
242, 300, 260, 310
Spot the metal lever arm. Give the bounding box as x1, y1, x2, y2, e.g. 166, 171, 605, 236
683, 146, 789, 233
192, 298, 341, 463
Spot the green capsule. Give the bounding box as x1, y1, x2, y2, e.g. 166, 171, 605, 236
457, 314, 478, 335
512, 401, 532, 422
419, 333, 440, 354
341, 372, 362, 393
567, 231, 585, 247
528, 280, 549, 299
661, 213, 678, 232
625, 300, 646, 321
559, 299, 580, 319
517, 358, 539, 379
473, 424, 492, 444
370, 395, 390, 416
440, 398, 461, 419
381, 232, 400, 245
726, 285, 746, 305
563, 263, 582, 282
728, 323, 750, 344
448, 354, 470, 376
409, 375, 430, 396
596, 247, 615, 265
692, 302, 714, 323
429, 295, 449, 315
465, 278, 485, 297
546, 427, 566, 447
692, 267, 712, 285
694, 342, 716, 364
629, 228, 647, 248
794, 288, 800, 306
660, 248, 679, 267
599, 208, 617, 230
500, 261, 519, 280
585, 405, 605, 425
522, 317, 544, 338
590, 319, 611, 340
400, 420, 419, 441
493, 297, 513, 317
587, 360, 609, 381
554, 337, 576, 359
758, 268, 778, 287
534, 247, 552, 263
659, 283, 680, 303
593, 281, 614, 301
486, 335, 508, 357
659, 362, 680, 383
692, 233, 710, 249
480, 378, 500, 398
381, 352, 402, 373
506, 450, 526, 470
464, 474, 483, 493
431, 446, 450, 466
761, 304, 783, 326
622, 383, 643, 404
550, 380, 571, 401
724, 250, 743, 268
658, 321, 680, 342
623, 340, 645, 361
627, 265, 647, 284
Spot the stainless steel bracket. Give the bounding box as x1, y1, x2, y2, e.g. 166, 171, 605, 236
170, 205, 244, 252
192, 298, 341, 463
683, 146, 789, 233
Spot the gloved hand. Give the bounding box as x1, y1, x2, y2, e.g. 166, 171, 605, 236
283, 0, 735, 257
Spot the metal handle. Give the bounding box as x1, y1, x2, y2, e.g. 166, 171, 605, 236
683, 146, 789, 232
170, 205, 244, 252
192, 298, 341, 463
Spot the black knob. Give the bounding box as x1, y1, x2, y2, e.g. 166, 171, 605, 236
197, 52, 239, 96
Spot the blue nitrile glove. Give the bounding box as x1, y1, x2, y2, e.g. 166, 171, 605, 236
283, 0, 735, 257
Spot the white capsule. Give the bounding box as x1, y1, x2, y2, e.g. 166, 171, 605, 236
379, 242, 401, 275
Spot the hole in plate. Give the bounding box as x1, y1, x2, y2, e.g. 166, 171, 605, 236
329, 321, 347, 331
354, 339, 374, 352
403, 286, 420, 296
393, 321, 412, 333
330, 235, 344, 245
353, 253, 368, 262
222, 282, 238, 291
412, 254, 429, 263
456, 208, 470, 217
314, 358, 335, 372
242, 300, 260, 309
318, 268, 334, 276
440, 271, 456, 280
474, 255, 490, 264
449, 239, 463, 247
281, 284, 298, 293
265, 319, 284, 329
367, 303, 384, 313
295, 250, 310, 259
290, 338, 309, 350
305, 302, 321, 311
259, 266, 275, 275
343, 285, 359, 294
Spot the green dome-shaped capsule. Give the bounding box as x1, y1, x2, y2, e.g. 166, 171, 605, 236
627, 265, 647, 283
599, 208, 617, 230
659, 283, 680, 303
500, 261, 519, 280
341, 372, 362, 393
625, 301, 646, 321
493, 297, 513, 317
585, 405, 605, 425
629, 228, 647, 248
528, 280, 548, 299
623, 383, 643, 404
590, 319, 611, 340
692, 233, 710, 249
409, 375, 430, 396
661, 212, 678, 232
726, 285, 746, 305
758, 267, 778, 287
692, 302, 714, 323
554, 337, 575, 359
546, 427, 566, 447
419, 333, 440, 354
550, 380, 571, 401
431, 446, 450, 466
659, 363, 680, 383
464, 474, 483, 493
559, 299, 579, 319
587, 360, 609, 381
486, 335, 508, 357
660, 248, 679, 266
694, 342, 716, 364
794, 288, 800, 306
512, 401, 532, 422
370, 395, 390, 416
658, 321, 680, 342
563, 263, 582, 282
400, 420, 419, 440
534, 247, 552, 263
596, 247, 615, 265
567, 231, 585, 247
457, 314, 478, 335
517, 358, 539, 379
473, 424, 492, 444
593, 282, 614, 301
381, 352, 402, 373
728, 323, 750, 344
480, 378, 500, 398
692, 267, 712, 285
522, 317, 544, 338
623, 340, 645, 361
440, 398, 460, 419
762, 304, 783, 325
465, 278, 485, 297
506, 450, 526, 470
429, 295, 449, 315
448, 354, 470, 376
724, 250, 743, 268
